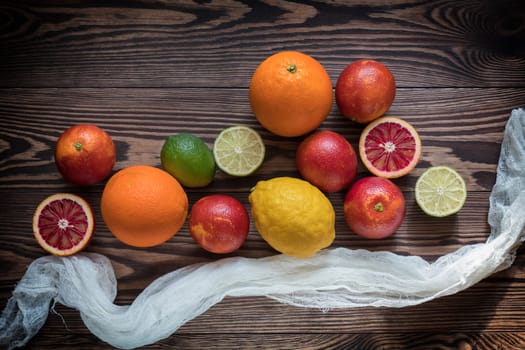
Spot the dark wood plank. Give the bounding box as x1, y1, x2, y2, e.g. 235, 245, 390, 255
1, 1, 525, 349
0, 1, 524, 88
22, 331, 525, 350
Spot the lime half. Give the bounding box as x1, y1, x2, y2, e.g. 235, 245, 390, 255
415, 166, 467, 217
213, 126, 265, 176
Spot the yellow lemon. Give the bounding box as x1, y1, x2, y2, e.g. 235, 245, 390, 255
249, 177, 335, 258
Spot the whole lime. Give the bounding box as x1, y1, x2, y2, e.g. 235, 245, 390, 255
161, 134, 216, 188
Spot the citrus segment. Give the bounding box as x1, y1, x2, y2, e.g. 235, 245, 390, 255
213, 126, 265, 176
359, 116, 421, 178
249, 51, 333, 137
32, 193, 94, 256
415, 166, 467, 217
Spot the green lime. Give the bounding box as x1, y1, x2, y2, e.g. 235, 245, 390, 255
161, 134, 216, 188
213, 126, 265, 176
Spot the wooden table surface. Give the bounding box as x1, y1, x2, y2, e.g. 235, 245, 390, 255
1, 1, 525, 349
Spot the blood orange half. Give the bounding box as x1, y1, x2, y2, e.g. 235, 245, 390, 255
359, 116, 421, 178
32, 193, 94, 256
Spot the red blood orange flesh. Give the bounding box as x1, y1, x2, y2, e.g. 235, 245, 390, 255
32, 193, 94, 256
359, 116, 421, 178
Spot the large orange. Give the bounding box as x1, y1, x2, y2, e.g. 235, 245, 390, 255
249, 51, 333, 137
101, 165, 188, 247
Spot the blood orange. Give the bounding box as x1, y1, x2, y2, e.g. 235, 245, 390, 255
359, 117, 421, 178
335, 59, 396, 124
32, 193, 94, 256
189, 194, 249, 254
343, 176, 405, 239
55, 124, 116, 186
296, 130, 358, 193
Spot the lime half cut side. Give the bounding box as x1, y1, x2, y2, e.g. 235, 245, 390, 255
213, 126, 265, 176
415, 166, 467, 217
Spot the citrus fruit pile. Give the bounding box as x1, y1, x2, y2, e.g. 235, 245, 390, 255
32, 50, 467, 260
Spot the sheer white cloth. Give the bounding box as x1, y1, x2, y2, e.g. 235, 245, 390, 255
2, 108, 525, 350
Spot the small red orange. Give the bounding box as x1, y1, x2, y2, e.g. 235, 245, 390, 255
55, 124, 116, 186
343, 177, 405, 239
335, 59, 396, 124
189, 194, 249, 254
296, 130, 358, 192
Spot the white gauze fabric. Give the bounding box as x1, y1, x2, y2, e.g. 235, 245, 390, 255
1, 108, 525, 350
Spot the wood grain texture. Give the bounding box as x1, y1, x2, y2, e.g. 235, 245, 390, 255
1, 0, 525, 349
20, 331, 525, 350
0, 0, 524, 88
